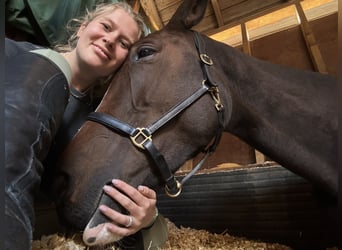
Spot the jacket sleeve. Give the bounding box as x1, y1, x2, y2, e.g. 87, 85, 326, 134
5, 38, 70, 249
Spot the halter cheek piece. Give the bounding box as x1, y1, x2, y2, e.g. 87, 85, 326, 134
87, 32, 225, 197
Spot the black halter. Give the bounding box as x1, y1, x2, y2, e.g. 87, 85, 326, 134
87, 32, 225, 197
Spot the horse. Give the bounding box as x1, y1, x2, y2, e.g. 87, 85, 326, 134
48, 0, 338, 246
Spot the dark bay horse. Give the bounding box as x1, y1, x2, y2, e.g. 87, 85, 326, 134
49, 0, 338, 246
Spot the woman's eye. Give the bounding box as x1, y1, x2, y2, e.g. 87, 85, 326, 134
102, 23, 110, 30
120, 41, 129, 49
136, 47, 155, 59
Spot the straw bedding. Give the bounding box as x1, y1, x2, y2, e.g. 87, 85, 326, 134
32, 218, 292, 250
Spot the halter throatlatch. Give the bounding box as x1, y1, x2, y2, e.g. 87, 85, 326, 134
87, 31, 225, 197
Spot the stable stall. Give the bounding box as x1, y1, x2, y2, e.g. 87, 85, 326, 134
7, 0, 338, 249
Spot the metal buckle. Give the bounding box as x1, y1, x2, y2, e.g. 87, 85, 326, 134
165, 180, 182, 198
200, 53, 213, 65
209, 86, 224, 111
130, 128, 152, 149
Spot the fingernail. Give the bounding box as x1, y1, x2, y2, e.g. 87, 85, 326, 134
103, 185, 111, 192
138, 185, 145, 192
112, 179, 119, 186
99, 205, 107, 212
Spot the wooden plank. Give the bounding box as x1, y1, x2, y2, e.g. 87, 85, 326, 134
193, 14, 219, 33
132, 0, 140, 13
254, 150, 266, 163
210, 0, 224, 26
251, 25, 315, 70
295, 1, 328, 73
209, 1, 336, 45
156, 1, 183, 24
140, 0, 164, 30
241, 22, 251, 55
154, 0, 293, 33
177, 159, 194, 173
220, 0, 291, 25
309, 13, 338, 74
205, 0, 296, 36
155, 0, 182, 11
302, 0, 337, 21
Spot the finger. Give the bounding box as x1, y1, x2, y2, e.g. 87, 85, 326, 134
102, 184, 157, 231
105, 222, 134, 238
100, 205, 139, 237
104, 180, 156, 227
103, 185, 136, 211
111, 179, 148, 205
138, 185, 156, 199
99, 205, 134, 228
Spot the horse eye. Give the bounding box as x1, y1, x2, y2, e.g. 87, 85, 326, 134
136, 47, 155, 60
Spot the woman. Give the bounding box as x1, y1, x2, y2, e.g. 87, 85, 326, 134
5, 2, 166, 250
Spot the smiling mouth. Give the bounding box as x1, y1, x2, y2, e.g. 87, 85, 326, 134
92, 44, 110, 60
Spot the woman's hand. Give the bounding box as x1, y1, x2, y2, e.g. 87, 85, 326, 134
99, 179, 158, 237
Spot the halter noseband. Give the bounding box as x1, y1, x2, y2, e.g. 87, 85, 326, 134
87, 31, 225, 197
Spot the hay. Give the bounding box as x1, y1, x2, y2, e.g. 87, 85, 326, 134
32, 218, 292, 250
160, 219, 291, 250
32, 233, 85, 250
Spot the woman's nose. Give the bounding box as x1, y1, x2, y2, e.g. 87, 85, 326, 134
103, 32, 119, 48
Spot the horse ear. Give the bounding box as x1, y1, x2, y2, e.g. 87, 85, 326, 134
166, 0, 208, 30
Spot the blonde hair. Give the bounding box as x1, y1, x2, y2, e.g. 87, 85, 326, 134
55, 2, 146, 99
55, 2, 146, 53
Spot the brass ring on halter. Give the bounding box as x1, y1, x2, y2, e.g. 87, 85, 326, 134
165, 180, 182, 198
200, 53, 213, 65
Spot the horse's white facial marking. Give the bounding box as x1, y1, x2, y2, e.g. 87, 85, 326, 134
83, 219, 122, 246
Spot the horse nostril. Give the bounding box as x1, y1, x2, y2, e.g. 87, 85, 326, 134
86, 237, 96, 244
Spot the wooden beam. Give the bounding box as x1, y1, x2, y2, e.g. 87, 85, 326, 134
140, 0, 164, 31
210, 0, 224, 27
294, 1, 328, 73
241, 22, 251, 55
132, 0, 140, 13
177, 160, 194, 173
204, 0, 297, 36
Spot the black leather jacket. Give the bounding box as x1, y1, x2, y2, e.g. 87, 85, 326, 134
5, 37, 70, 249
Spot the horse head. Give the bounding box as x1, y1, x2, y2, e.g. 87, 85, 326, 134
50, 0, 338, 246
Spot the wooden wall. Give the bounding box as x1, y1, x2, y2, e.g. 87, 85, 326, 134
182, 12, 337, 172
251, 13, 337, 74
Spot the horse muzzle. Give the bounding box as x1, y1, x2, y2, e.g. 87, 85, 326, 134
82, 183, 127, 246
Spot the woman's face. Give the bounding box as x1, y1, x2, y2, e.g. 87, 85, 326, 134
75, 8, 140, 78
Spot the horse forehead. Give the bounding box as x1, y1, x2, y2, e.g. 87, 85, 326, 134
165, 32, 193, 49
142, 29, 192, 52
159, 33, 197, 67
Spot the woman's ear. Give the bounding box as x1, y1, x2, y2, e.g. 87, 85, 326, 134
77, 23, 87, 37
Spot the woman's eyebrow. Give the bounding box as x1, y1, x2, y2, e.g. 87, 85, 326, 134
101, 17, 135, 45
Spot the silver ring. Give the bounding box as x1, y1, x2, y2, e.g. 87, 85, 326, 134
125, 216, 133, 228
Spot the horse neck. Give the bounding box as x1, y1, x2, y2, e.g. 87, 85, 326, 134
211, 41, 338, 195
